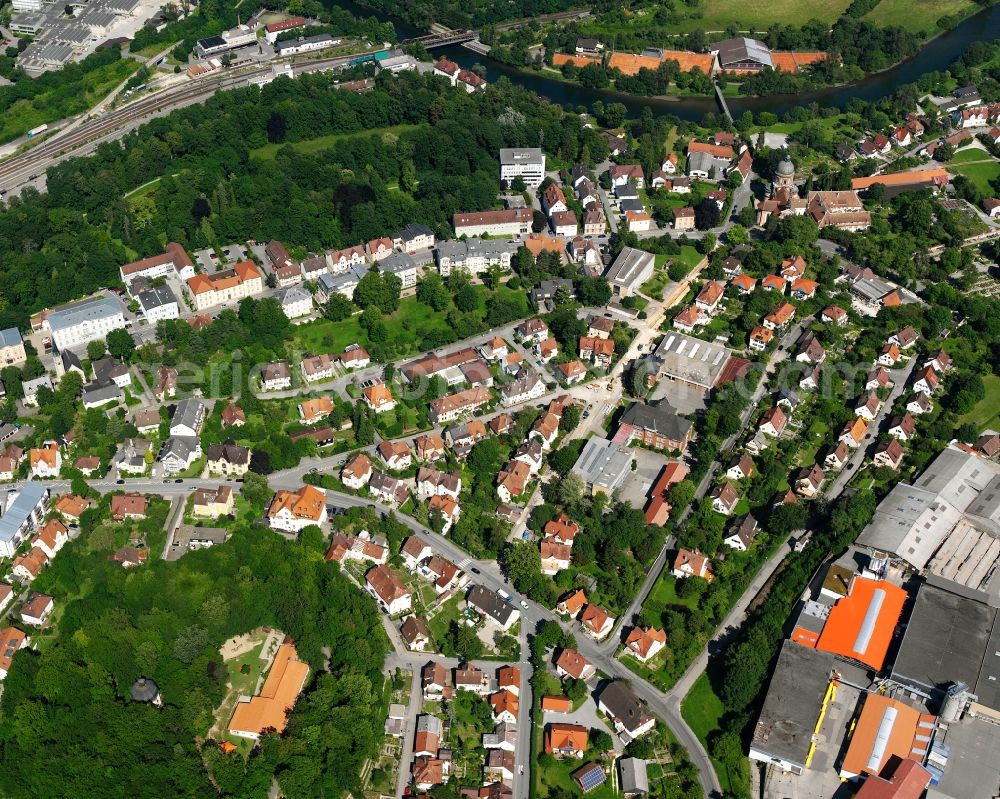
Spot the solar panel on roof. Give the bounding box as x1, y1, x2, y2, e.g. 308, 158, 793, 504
578, 767, 606, 790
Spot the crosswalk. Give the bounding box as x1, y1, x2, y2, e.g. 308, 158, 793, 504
457, 557, 473, 570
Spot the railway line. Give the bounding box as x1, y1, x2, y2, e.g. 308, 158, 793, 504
0, 51, 367, 193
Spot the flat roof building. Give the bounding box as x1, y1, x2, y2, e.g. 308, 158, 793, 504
571, 437, 633, 496
890, 579, 1000, 715
649, 332, 733, 394
604, 247, 654, 298
749, 641, 835, 774
500, 148, 546, 188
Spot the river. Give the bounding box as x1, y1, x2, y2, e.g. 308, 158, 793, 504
333, 0, 1000, 120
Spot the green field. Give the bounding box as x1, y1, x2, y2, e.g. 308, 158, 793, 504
251, 124, 423, 160
949, 160, 1000, 194
662, 0, 852, 32
948, 147, 992, 164
960, 373, 1000, 433
864, 0, 976, 32
681, 674, 737, 795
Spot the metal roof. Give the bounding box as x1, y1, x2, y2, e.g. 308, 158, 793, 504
0, 482, 48, 546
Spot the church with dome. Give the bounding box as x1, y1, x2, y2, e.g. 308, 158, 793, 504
756, 155, 872, 231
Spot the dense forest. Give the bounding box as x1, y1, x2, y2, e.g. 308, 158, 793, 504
0, 70, 610, 330
0, 517, 389, 799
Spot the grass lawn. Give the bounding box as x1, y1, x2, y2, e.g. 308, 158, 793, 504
427, 594, 463, 645
676, 246, 704, 272
960, 373, 1000, 433
949, 160, 1000, 194
668, 0, 852, 31
645, 574, 701, 617
537, 754, 616, 799
948, 147, 993, 164
681, 673, 738, 795
640, 271, 670, 300
864, 0, 975, 32
251, 124, 423, 160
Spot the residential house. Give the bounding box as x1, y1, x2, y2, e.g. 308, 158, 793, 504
489, 689, 519, 724
724, 514, 759, 551
695, 280, 725, 314
298, 396, 333, 425
29, 442, 61, 478
556, 589, 588, 618
855, 393, 882, 422
300, 353, 336, 383
907, 393, 932, 415
363, 384, 396, 414
796, 464, 825, 498
11, 547, 47, 582
924, 349, 952, 374
711, 483, 739, 515
19, 594, 53, 626
874, 438, 905, 470
839, 417, 868, 448
598, 681, 656, 741
28, 519, 67, 561
339, 344, 370, 370
414, 433, 447, 462
749, 326, 774, 351
625, 626, 666, 662
913, 366, 939, 396
726, 455, 753, 481
111, 492, 148, 521
266, 485, 327, 533
763, 303, 796, 331
206, 443, 250, 477
878, 344, 901, 367
496, 460, 532, 503
825, 442, 851, 471
192, 485, 234, 518
888, 413, 917, 441
672, 548, 713, 580
545, 724, 588, 758
672, 207, 695, 231
821, 306, 848, 326
540, 538, 572, 575
580, 604, 614, 639
261, 361, 292, 391
416, 467, 461, 500
466, 584, 520, 631
555, 647, 594, 680
759, 406, 787, 438
170, 398, 205, 437
400, 616, 432, 651
866, 367, 892, 392
427, 495, 460, 533
365, 564, 411, 615
401, 535, 433, 571
341, 454, 373, 489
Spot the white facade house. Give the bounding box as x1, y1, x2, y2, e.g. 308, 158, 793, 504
45, 296, 126, 350
136, 287, 179, 323
185, 262, 264, 311
380, 253, 419, 289
279, 286, 313, 319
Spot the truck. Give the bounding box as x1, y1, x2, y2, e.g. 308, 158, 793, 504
496, 588, 513, 603
26, 124, 48, 138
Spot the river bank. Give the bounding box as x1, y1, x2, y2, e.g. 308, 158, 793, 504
333, 0, 1000, 121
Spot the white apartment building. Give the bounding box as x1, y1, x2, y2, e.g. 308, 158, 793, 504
452, 208, 533, 238
500, 148, 546, 188
136, 286, 180, 324
45, 296, 126, 351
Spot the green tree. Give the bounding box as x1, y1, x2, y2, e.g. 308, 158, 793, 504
324, 294, 354, 322
106, 328, 136, 362
86, 340, 106, 361
416, 273, 450, 311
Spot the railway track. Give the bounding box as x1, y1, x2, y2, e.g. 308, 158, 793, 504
0, 52, 365, 189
